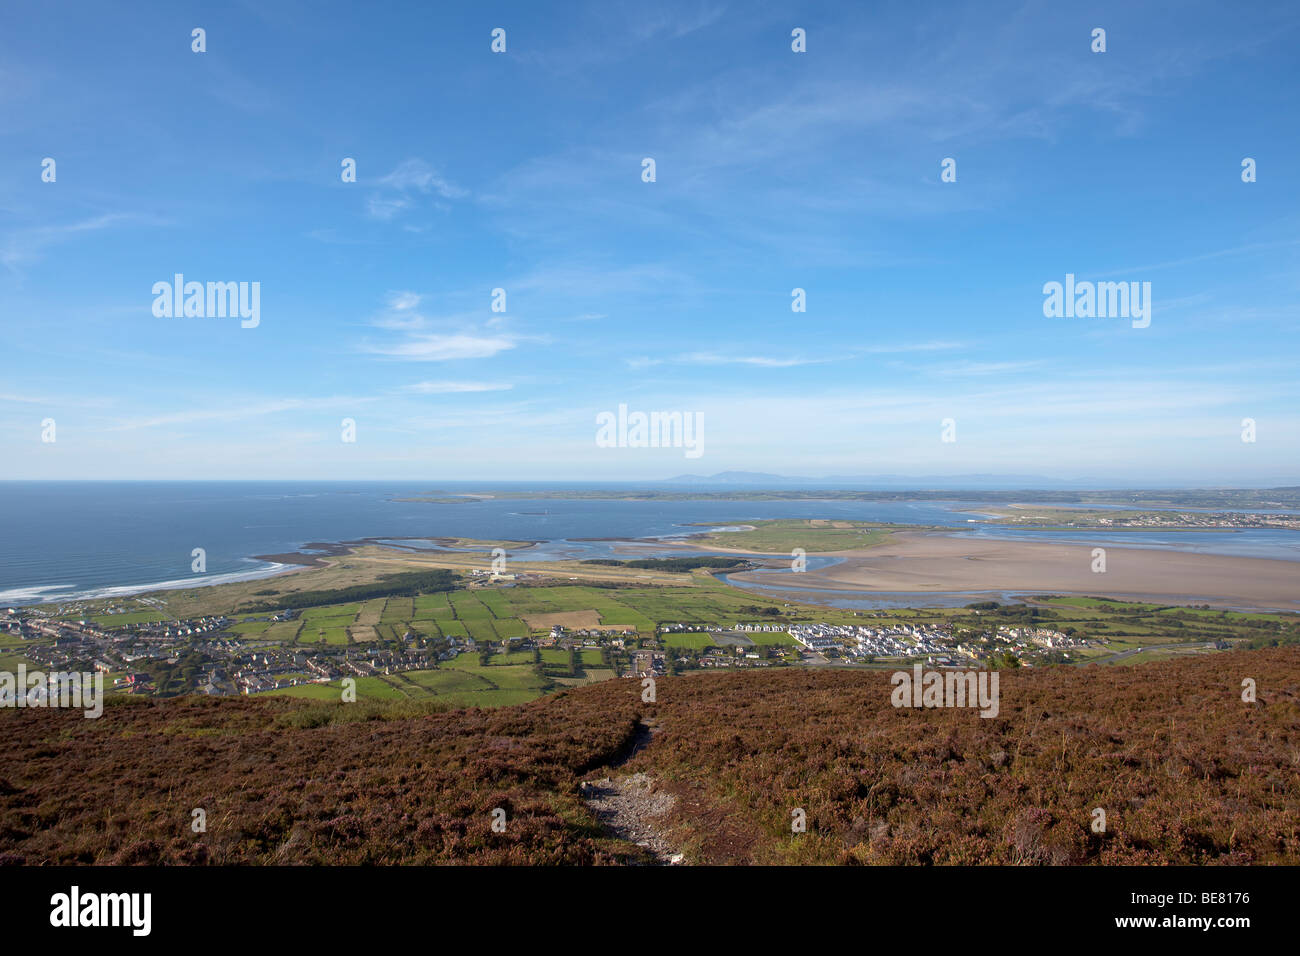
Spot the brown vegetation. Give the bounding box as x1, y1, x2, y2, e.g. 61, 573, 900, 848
521, 610, 604, 630
2, 649, 1297, 865
627, 650, 1300, 864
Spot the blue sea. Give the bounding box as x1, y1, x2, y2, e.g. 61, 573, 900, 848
1, 481, 1297, 606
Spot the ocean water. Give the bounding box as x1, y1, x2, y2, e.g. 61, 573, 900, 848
0, 481, 1296, 606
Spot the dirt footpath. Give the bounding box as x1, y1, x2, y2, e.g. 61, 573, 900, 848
581, 719, 686, 864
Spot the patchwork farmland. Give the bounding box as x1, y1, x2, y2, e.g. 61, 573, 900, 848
232, 582, 796, 651
213, 580, 801, 707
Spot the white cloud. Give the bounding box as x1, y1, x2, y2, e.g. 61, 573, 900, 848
106, 396, 366, 431
377, 159, 466, 199
402, 381, 513, 394
0, 392, 49, 403
366, 196, 411, 221
365, 334, 517, 361
365, 160, 466, 222
681, 352, 829, 368
387, 291, 421, 311
926, 360, 1045, 377
1, 213, 139, 272
859, 340, 965, 354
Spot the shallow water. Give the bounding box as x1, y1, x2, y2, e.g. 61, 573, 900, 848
1, 481, 1295, 605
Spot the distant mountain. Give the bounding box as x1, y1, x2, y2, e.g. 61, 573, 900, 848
663, 471, 807, 484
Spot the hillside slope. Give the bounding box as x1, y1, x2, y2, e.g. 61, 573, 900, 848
2, 650, 1298, 865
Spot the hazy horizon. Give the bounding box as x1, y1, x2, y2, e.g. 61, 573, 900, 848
0, 474, 1297, 490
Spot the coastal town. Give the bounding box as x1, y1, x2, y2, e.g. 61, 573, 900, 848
1, 606, 449, 697
994, 509, 1300, 531
2, 597, 1102, 700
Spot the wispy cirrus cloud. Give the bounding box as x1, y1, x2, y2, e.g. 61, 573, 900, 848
368, 290, 432, 330
364, 333, 517, 361
366, 159, 466, 221
401, 381, 513, 394
859, 340, 965, 354
681, 351, 830, 368
0, 392, 50, 403
626, 341, 965, 371
925, 359, 1046, 377
387, 290, 421, 311
378, 159, 466, 198
514, 3, 726, 74
366, 195, 412, 221
360, 288, 519, 361
106, 395, 372, 431
1096, 239, 1300, 278
1, 213, 143, 273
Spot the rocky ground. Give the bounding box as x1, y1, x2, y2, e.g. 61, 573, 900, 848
580, 719, 686, 864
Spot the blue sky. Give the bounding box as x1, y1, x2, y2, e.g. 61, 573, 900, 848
1, 0, 1297, 483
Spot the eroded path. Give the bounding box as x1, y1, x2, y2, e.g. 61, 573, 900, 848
581, 720, 685, 864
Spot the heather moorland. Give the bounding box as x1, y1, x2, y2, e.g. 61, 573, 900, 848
2, 648, 1297, 865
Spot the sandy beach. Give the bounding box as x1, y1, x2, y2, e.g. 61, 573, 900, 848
724, 533, 1300, 611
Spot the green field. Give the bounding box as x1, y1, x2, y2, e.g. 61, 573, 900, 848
262, 621, 302, 642
363, 582, 747, 642
744, 632, 799, 647
691, 519, 910, 553
302, 603, 362, 621
380, 596, 413, 622
272, 675, 405, 701
250, 577, 1282, 661
300, 625, 350, 645
267, 657, 558, 708
88, 609, 169, 627
662, 632, 718, 650
0, 650, 38, 671
496, 650, 536, 665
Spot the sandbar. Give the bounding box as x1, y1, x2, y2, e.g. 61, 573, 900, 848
723, 532, 1300, 611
